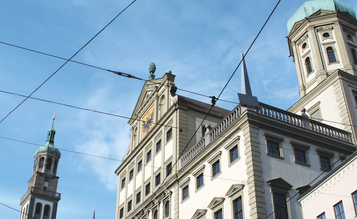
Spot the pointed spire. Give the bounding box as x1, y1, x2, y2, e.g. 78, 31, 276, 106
45, 114, 56, 147
241, 51, 252, 96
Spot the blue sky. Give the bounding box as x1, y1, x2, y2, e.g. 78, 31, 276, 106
1, 0, 356, 218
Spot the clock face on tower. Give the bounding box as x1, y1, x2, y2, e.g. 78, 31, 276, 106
141, 104, 155, 140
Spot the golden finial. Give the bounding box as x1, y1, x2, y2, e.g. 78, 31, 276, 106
53, 113, 57, 120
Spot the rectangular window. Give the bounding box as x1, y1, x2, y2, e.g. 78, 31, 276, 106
353, 191, 357, 216
119, 208, 123, 219
156, 140, 161, 152
320, 156, 331, 171
44, 177, 49, 182
155, 173, 161, 187
267, 140, 280, 156
317, 212, 326, 219
166, 162, 172, 177
127, 200, 132, 212
138, 160, 142, 172
212, 160, 220, 177
121, 178, 126, 189
182, 185, 189, 200
229, 145, 239, 163
147, 150, 152, 163
233, 196, 243, 219
273, 193, 288, 219
167, 128, 172, 141
136, 192, 141, 204
334, 201, 346, 219
145, 183, 151, 196
129, 169, 134, 181
214, 209, 223, 219
196, 173, 204, 189
294, 148, 306, 164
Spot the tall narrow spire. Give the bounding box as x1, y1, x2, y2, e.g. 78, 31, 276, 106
237, 51, 259, 109
241, 51, 252, 96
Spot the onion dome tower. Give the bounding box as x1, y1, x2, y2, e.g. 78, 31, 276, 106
287, 0, 357, 142
19, 115, 61, 219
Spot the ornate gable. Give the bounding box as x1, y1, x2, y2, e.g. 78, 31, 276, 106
191, 209, 207, 219
207, 197, 225, 209
225, 184, 244, 197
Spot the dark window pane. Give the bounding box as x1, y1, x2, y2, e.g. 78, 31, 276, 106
273, 193, 288, 219
317, 212, 326, 219
166, 163, 172, 177
138, 160, 142, 171
233, 197, 243, 219
267, 140, 280, 156
156, 140, 161, 152
197, 173, 204, 189
145, 183, 150, 196
127, 200, 132, 212
230, 145, 239, 163
327, 47, 337, 63
121, 178, 125, 188
305, 57, 313, 73
294, 149, 306, 163
136, 192, 141, 204
353, 191, 357, 216
212, 160, 220, 176
165, 201, 170, 217
167, 128, 172, 141
214, 209, 222, 219
129, 169, 133, 180
119, 208, 123, 218
155, 173, 161, 187
334, 201, 346, 219
147, 150, 152, 163
182, 185, 189, 200
320, 156, 331, 170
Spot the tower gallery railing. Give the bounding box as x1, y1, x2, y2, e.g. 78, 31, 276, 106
179, 103, 352, 169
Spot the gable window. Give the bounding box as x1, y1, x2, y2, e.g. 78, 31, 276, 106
214, 209, 223, 219
146, 150, 152, 163
212, 160, 220, 177
230, 145, 239, 163
182, 185, 189, 201
127, 200, 132, 212
145, 183, 151, 196
129, 169, 134, 181
121, 178, 126, 189
156, 140, 161, 153
233, 197, 243, 219
352, 190, 357, 216
155, 173, 161, 187
326, 47, 337, 63
317, 212, 326, 219
166, 162, 172, 177
305, 57, 313, 74
197, 173, 204, 189
334, 201, 346, 219
166, 128, 172, 142
137, 160, 142, 172
136, 192, 141, 204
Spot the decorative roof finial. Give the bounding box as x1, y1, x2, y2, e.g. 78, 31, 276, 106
52, 113, 56, 128
241, 51, 252, 96
148, 62, 156, 80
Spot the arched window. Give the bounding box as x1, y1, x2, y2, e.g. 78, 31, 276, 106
326, 47, 337, 63
46, 158, 52, 172
305, 57, 313, 74
43, 205, 51, 219
34, 202, 42, 219
39, 157, 45, 170
153, 210, 158, 219
164, 201, 170, 218
352, 48, 357, 64
53, 160, 58, 174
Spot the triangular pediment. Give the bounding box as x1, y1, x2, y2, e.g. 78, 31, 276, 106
225, 184, 244, 197
191, 209, 207, 219
207, 197, 225, 209
267, 178, 292, 190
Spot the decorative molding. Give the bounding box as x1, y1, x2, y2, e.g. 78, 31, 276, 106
192, 165, 205, 177
316, 148, 334, 157
191, 209, 207, 219
225, 184, 244, 198
207, 197, 225, 209
207, 151, 222, 164
306, 101, 321, 114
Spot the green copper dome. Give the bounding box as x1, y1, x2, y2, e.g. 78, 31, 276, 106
287, 0, 356, 34
35, 121, 61, 157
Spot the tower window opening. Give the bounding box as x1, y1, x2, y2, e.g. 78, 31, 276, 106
39, 157, 44, 170
352, 48, 357, 64
34, 202, 43, 218
323, 32, 330, 38
43, 205, 51, 219
302, 42, 307, 49
45, 158, 52, 172
326, 47, 337, 63
53, 160, 57, 174
347, 34, 354, 43
305, 57, 313, 74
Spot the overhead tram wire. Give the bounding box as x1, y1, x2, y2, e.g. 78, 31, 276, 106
148, 0, 282, 205
0, 0, 137, 124
0, 202, 35, 219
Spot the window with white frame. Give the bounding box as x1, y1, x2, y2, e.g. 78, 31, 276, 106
352, 190, 357, 216
212, 160, 220, 177
290, 141, 310, 166
225, 184, 244, 219
267, 178, 292, 219
225, 137, 240, 166
333, 201, 346, 219
317, 212, 326, 219
263, 133, 284, 159
180, 177, 190, 202
193, 165, 205, 191
208, 151, 222, 180
208, 197, 225, 219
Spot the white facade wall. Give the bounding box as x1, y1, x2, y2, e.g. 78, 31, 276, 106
299, 153, 357, 219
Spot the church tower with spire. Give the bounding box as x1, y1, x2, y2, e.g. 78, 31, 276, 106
287, 0, 357, 142
19, 116, 61, 219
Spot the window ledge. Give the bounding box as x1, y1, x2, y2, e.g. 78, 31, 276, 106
294, 161, 310, 167
181, 196, 190, 204
195, 184, 205, 193
267, 153, 284, 160
211, 172, 222, 181
228, 157, 240, 168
